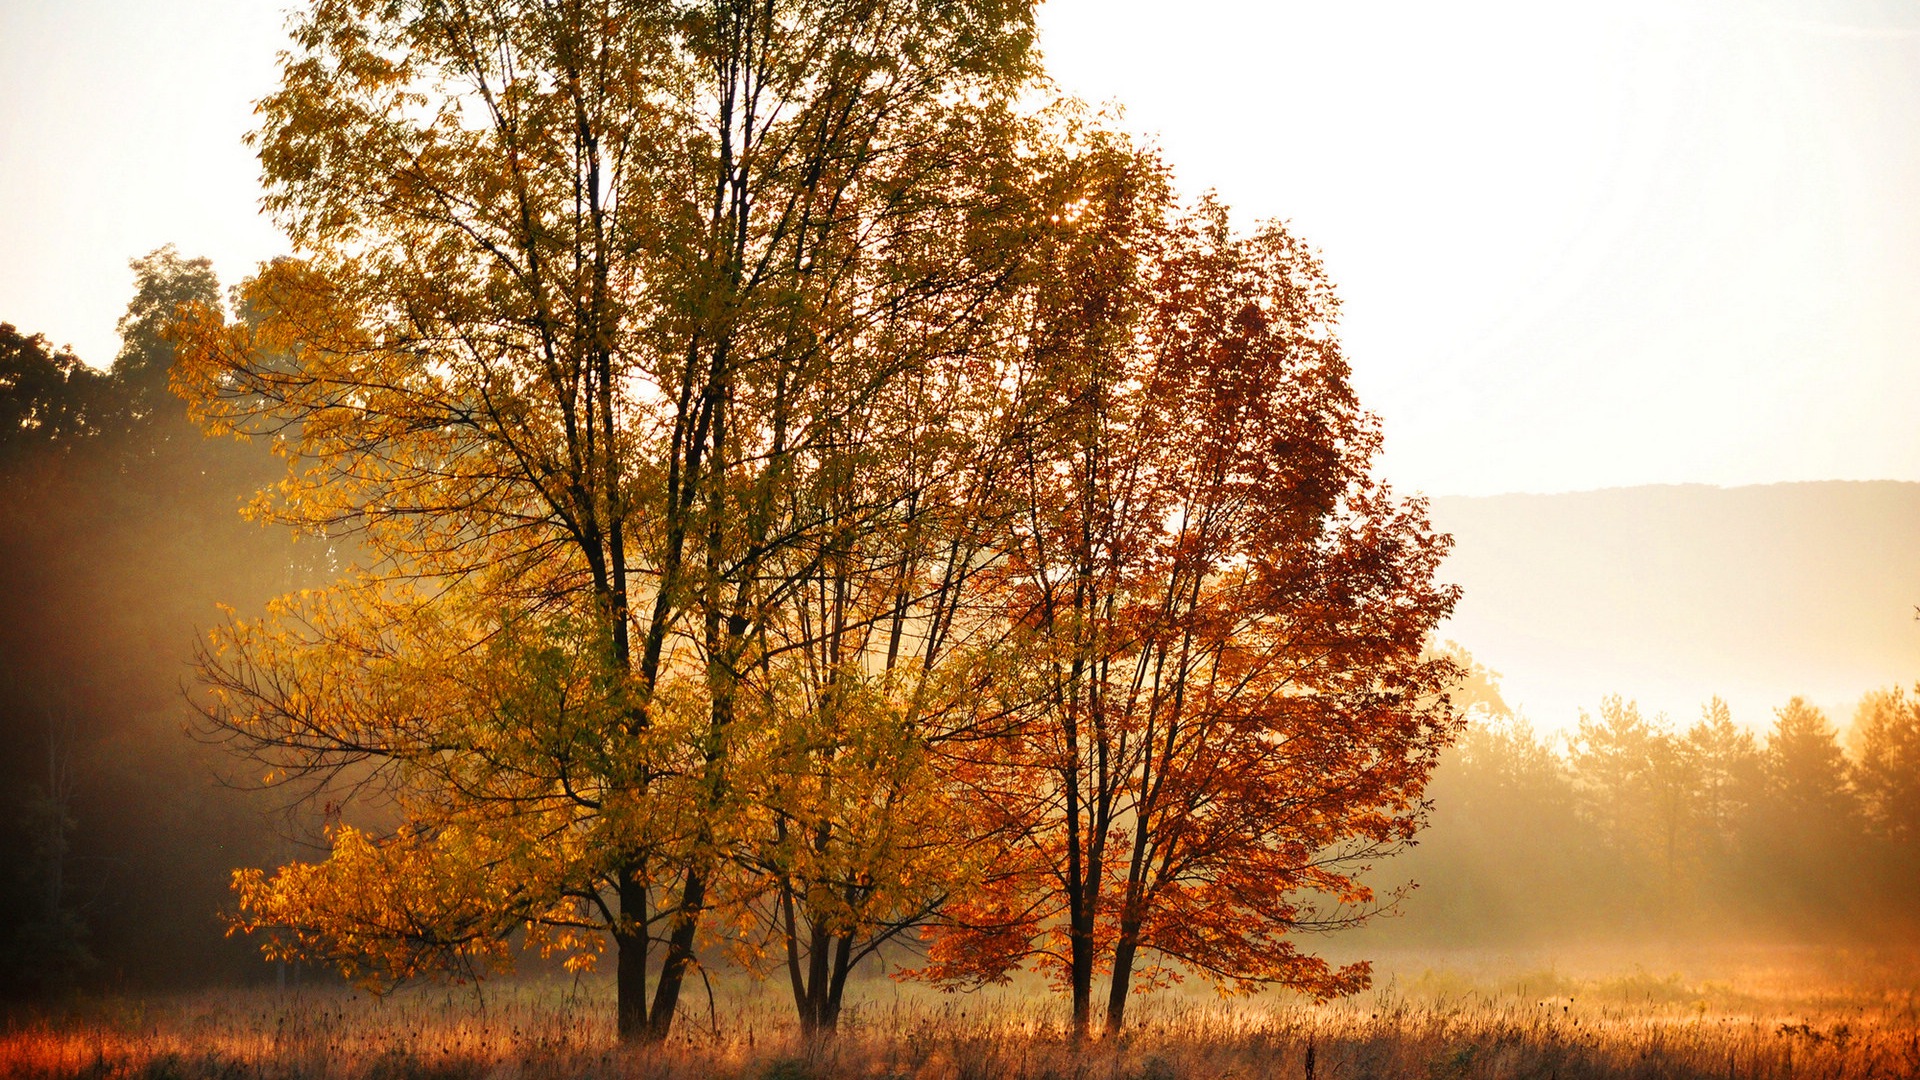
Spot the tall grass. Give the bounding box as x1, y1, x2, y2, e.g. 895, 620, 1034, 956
4, 953, 1917, 1079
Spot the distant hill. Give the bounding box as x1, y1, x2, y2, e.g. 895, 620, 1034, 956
1427, 481, 1920, 735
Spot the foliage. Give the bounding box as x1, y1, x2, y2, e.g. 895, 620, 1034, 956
914, 155, 1459, 1036
0, 324, 114, 459
1569, 697, 1701, 909
1685, 696, 1763, 854
114, 245, 221, 427
172, 0, 1047, 1042
168, 0, 1466, 1042
1765, 697, 1856, 819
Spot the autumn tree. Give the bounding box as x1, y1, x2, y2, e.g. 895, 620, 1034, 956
919, 150, 1460, 1037
174, 0, 1042, 1043
716, 241, 1041, 1033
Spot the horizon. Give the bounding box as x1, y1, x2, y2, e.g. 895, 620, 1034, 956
1431, 479, 1920, 733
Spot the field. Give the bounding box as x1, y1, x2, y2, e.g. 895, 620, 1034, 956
4, 947, 1917, 1080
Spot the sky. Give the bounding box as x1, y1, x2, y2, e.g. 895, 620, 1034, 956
3, 0, 1918, 498
3, 0, 1918, 727
1034, 0, 1920, 498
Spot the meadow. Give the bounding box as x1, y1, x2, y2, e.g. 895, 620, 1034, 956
4, 947, 1915, 1080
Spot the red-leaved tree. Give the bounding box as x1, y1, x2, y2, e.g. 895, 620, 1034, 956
918, 161, 1461, 1037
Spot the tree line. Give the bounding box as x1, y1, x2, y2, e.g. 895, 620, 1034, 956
1, 251, 304, 998
1378, 649, 1920, 946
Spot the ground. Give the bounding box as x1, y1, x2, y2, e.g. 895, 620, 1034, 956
3, 946, 1915, 1079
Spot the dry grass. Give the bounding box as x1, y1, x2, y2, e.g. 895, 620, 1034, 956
4, 951, 1917, 1080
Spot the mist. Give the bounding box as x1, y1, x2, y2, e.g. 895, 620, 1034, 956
0, 252, 321, 996
7, 263, 1918, 993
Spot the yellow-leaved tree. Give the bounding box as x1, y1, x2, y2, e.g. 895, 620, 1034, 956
173, 0, 1044, 1042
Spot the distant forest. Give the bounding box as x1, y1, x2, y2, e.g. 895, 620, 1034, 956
1375, 649, 1920, 946
0, 250, 310, 996
3, 252, 1917, 999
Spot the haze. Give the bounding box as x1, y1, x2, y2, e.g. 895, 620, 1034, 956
1433, 481, 1920, 731
3, 0, 1920, 1022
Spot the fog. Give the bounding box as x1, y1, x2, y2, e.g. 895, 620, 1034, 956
3, 258, 1918, 1000
0, 256, 318, 995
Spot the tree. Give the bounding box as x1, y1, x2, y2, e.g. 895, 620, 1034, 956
1764, 697, 1855, 820
175, 0, 1042, 1043
114, 246, 222, 430
0, 690, 94, 995
917, 170, 1460, 1038
1427, 640, 1511, 722
0, 324, 113, 460
1415, 708, 1597, 941
2, 252, 303, 997
713, 224, 1039, 1033
1740, 697, 1862, 926
1568, 698, 1705, 921
1683, 697, 1763, 866
1394, 649, 1608, 944
1852, 685, 1920, 842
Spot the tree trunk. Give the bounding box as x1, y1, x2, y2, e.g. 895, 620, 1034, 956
802, 919, 831, 1036
781, 876, 810, 1032
1063, 800, 1096, 1038
647, 863, 707, 1040
1068, 893, 1094, 1040
1107, 795, 1158, 1037
615, 862, 649, 1043
1062, 683, 1095, 1040
823, 928, 855, 1033
1105, 921, 1141, 1035
783, 887, 861, 1038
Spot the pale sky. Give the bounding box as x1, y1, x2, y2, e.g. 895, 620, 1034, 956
3, 0, 1918, 501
